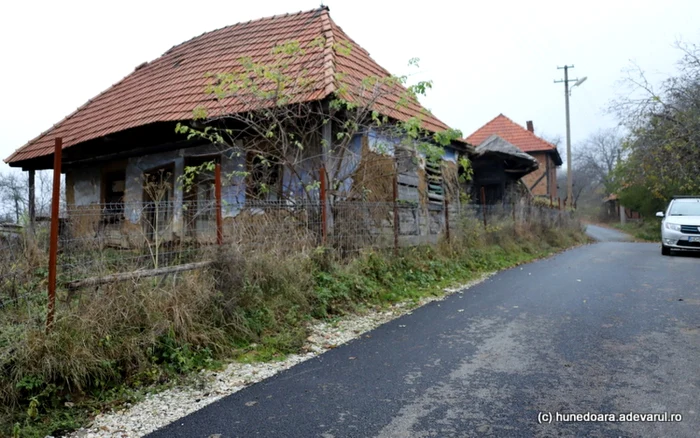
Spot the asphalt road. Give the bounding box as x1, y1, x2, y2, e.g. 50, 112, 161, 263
585, 224, 634, 242
148, 230, 700, 437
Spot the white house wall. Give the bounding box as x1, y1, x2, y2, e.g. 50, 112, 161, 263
72, 167, 101, 206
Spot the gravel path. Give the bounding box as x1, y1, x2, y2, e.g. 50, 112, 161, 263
67, 275, 492, 438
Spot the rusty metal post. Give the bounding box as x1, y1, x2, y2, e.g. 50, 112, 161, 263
512, 201, 516, 223
393, 173, 399, 255
550, 195, 553, 209
47, 138, 62, 331
444, 199, 450, 243
320, 167, 327, 246
215, 163, 223, 245
480, 186, 487, 227
558, 197, 562, 211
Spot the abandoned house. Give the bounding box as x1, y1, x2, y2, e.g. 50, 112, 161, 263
470, 135, 539, 204
4, 7, 491, 248
467, 114, 562, 200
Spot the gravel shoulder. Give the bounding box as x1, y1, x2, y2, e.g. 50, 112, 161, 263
68, 275, 492, 438
143, 241, 700, 438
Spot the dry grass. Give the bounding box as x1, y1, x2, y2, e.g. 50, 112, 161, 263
1, 271, 224, 405
0, 203, 586, 437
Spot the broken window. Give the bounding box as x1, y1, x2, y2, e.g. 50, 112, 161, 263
425, 160, 444, 205
245, 152, 281, 202
143, 164, 174, 239
395, 147, 420, 205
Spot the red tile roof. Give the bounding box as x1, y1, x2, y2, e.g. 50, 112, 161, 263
6, 7, 453, 166
466, 114, 558, 154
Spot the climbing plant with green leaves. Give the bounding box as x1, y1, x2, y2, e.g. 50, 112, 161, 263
175, 36, 466, 204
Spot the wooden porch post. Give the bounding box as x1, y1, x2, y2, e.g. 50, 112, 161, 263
480, 186, 487, 227
320, 167, 327, 246
28, 169, 36, 235
215, 163, 223, 245
393, 173, 399, 255
321, 104, 334, 235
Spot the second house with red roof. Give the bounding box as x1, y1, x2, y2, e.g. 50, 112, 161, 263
467, 114, 563, 201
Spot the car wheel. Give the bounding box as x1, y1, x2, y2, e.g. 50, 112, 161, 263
662, 245, 671, 256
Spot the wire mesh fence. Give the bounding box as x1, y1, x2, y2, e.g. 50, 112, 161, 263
0, 222, 50, 311
0, 198, 576, 315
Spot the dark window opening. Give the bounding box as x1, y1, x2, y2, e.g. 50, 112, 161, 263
143, 164, 174, 239
478, 184, 505, 205
102, 170, 125, 223
184, 155, 220, 236
246, 152, 281, 202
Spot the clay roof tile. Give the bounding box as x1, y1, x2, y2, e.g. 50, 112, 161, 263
7, 7, 454, 166
466, 114, 558, 154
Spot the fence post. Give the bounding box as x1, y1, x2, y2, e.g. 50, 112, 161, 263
320, 167, 327, 246
393, 173, 399, 255
550, 195, 553, 209
444, 198, 450, 244
526, 196, 531, 223
480, 186, 487, 227
512, 201, 516, 224
47, 137, 62, 332
558, 197, 562, 226
215, 163, 223, 245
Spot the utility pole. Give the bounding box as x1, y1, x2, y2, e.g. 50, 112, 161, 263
554, 65, 586, 207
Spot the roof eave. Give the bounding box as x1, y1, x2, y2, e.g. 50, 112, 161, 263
525, 147, 563, 165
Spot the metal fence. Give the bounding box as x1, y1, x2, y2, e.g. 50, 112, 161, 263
0, 222, 50, 311
0, 198, 574, 314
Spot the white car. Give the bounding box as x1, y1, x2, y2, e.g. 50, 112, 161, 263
656, 196, 700, 256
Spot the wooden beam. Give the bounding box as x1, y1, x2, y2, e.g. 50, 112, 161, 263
28, 169, 35, 234
528, 171, 547, 192
66, 261, 213, 290
62, 138, 206, 168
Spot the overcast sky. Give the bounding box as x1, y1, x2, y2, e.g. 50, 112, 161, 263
2, 0, 699, 174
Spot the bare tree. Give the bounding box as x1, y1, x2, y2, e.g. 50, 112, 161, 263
576, 128, 624, 194
554, 129, 624, 212
0, 172, 27, 223
0, 169, 62, 224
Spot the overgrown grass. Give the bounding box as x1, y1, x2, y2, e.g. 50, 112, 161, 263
614, 220, 660, 242
0, 217, 586, 437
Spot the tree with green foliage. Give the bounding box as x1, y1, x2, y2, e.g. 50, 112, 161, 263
175, 38, 465, 208
611, 41, 700, 214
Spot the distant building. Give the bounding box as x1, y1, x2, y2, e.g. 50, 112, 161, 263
467, 114, 562, 199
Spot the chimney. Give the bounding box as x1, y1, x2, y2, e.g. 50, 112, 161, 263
526, 121, 534, 132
